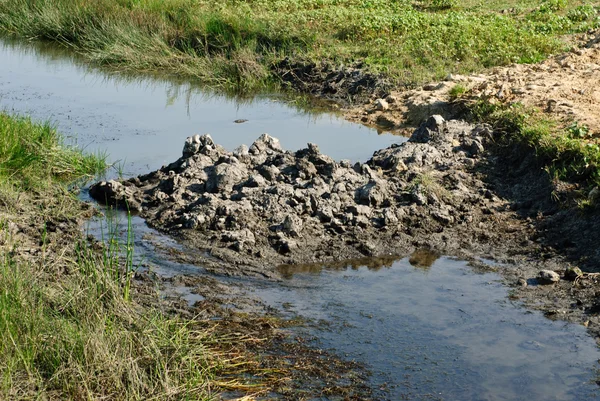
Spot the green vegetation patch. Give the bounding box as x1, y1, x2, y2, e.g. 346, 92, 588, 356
0, 113, 105, 189
467, 101, 600, 189
0, 113, 273, 399
0, 0, 598, 93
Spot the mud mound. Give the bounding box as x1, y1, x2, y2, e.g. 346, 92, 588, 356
274, 58, 391, 105
90, 116, 531, 276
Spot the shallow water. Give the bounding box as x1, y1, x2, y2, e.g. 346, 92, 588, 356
0, 39, 398, 176
3, 37, 600, 401
256, 257, 600, 400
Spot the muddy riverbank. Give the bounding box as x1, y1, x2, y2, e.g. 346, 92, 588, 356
90, 109, 600, 341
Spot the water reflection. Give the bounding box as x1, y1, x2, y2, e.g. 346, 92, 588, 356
258, 257, 600, 400
408, 248, 441, 270
0, 37, 401, 177
277, 254, 402, 279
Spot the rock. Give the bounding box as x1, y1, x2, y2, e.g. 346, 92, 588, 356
411, 189, 428, 206
517, 278, 528, 287
277, 237, 298, 254
383, 208, 399, 226
183, 134, 214, 158
385, 95, 397, 104
258, 165, 280, 181
538, 270, 560, 284
469, 139, 485, 157
564, 266, 583, 281
356, 181, 387, 207
432, 208, 454, 225
282, 214, 303, 237
249, 133, 282, 154
207, 163, 248, 193
233, 144, 249, 158
409, 115, 446, 144
346, 204, 372, 216
246, 174, 267, 188
374, 98, 389, 111
89, 180, 141, 211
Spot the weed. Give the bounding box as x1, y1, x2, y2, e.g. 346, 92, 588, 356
466, 100, 600, 188
449, 84, 467, 100
567, 121, 590, 139
0, 112, 273, 399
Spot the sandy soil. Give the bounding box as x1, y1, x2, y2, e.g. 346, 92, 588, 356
345, 31, 600, 137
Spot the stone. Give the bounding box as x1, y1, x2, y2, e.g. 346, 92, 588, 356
258, 165, 280, 181
346, 204, 372, 216
374, 98, 389, 111
282, 214, 303, 237
89, 180, 141, 211
183, 134, 214, 158
356, 181, 387, 207
207, 163, 248, 193
538, 270, 560, 284
249, 133, 282, 154
409, 115, 446, 144
233, 144, 249, 158
469, 140, 485, 157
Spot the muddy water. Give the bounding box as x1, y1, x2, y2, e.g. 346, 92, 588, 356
2, 37, 600, 400
0, 39, 396, 176
257, 258, 600, 400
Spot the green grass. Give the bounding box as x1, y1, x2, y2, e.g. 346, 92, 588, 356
0, 113, 271, 399
467, 101, 600, 189
0, 112, 105, 190
0, 0, 597, 94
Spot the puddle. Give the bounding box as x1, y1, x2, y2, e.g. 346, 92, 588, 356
0, 38, 399, 177
256, 256, 600, 400
3, 37, 600, 400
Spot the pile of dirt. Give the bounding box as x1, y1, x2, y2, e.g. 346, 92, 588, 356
346, 30, 600, 135
90, 115, 538, 278
274, 58, 392, 106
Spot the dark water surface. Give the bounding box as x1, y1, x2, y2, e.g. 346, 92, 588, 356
2, 38, 600, 401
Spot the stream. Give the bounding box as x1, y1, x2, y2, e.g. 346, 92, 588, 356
2, 38, 599, 401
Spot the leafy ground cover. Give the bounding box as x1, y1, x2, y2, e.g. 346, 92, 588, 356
0, 0, 597, 93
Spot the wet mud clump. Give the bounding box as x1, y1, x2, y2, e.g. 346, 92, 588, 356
274, 58, 391, 105
90, 116, 526, 276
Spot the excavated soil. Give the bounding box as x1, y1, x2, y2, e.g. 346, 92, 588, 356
90, 117, 521, 275
345, 30, 600, 135
89, 30, 600, 343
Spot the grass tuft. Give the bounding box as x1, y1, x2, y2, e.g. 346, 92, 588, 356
0, 113, 274, 399
466, 100, 600, 189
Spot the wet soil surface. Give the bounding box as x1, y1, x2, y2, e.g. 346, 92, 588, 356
89, 116, 508, 274
89, 109, 600, 343
274, 58, 392, 106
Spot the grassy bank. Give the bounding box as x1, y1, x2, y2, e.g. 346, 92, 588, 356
0, 0, 598, 93
466, 100, 600, 192
0, 113, 268, 399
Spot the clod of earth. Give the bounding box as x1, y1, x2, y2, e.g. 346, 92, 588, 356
90, 115, 520, 274
538, 269, 561, 285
